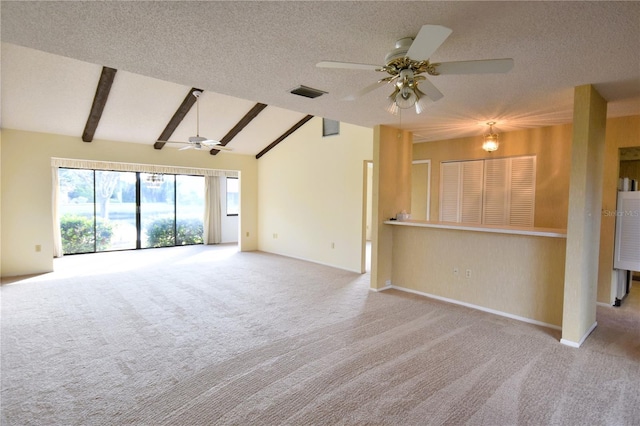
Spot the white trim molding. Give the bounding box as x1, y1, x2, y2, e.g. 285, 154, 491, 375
560, 321, 598, 348
388, 285, 562, 331
370, 285, 393, 293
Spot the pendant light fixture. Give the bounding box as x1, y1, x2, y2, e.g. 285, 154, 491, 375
482, 121, 499, 152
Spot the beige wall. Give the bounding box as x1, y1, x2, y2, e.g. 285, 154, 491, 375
413, 124, 573, 229
371, 125, 412, 289
411, 162, 429, 220
1, 128, 259, 277
412, 115, 640, 309
257, 118, 373, 273
391, 226, 566, 327
561, 84, 607, 345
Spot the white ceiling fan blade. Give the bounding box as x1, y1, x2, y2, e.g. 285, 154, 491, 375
316, 61, 381, 71
435, 58, 514, 75
201, 139, 223, 146
406, 25, 453, 60
178, 145, 193, 151
417, 77, 444, 102
210, 145, 233, 152
343, 79, 392, 101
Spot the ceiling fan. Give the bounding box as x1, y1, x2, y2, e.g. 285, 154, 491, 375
159, 90, 233, 152
317, 25, 514, 114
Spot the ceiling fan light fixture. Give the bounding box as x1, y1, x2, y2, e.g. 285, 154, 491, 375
395, 85, 417, 109
386, 88, 400, 115
482, 121, 499, 152
413, 87, 429, 114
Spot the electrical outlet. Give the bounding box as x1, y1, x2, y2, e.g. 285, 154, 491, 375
273, 233, 278, 239
246, 232, 250, 237
465, 269, 472, 279
35, 245, 42, 252
453, 267, 459, 276
331, 242, 335, 249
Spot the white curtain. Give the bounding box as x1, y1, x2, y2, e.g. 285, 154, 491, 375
203, 175, 222, 245
51, 166, 64, 257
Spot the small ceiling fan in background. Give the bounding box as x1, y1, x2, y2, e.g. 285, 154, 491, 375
159, 90, 233, 151
317, 24, 514, 114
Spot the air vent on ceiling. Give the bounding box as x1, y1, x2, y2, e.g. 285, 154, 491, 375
290, 85, 327, 99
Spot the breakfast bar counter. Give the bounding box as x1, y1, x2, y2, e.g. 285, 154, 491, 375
383, 220, 567, 328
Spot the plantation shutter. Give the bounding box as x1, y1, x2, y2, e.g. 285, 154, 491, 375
483, 158, 509, 225
509, 156, 536, 226
440, 155, 536, 226
440, 162, 461, 222
461, 160, 484, 224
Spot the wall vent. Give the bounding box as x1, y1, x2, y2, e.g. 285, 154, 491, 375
323, 118, 340, 136
290, 85, 327, 99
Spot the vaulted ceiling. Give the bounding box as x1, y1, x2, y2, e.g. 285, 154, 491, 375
1, 1, 639, 157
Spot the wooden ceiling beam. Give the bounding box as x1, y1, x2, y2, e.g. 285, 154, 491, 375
82, 66, 117, 142
154, 87, 203, 150
255, 115, 314, 159
210, 102, 268, 155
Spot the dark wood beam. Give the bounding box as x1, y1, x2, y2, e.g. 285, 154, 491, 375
210, 102, 268, 155
82, 67, 117, 142
154, 87, 203, 149
255, 115, 314, 159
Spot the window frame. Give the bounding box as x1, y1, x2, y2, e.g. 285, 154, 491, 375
226, 177, 239, 217
58, 167, 206, 254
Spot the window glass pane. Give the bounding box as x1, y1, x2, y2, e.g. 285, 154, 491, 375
95, 170, 137, 251
227, 177, 239, 215
58, 168, 96, 254
141, 173, 176, 248
58, 168, 209, 253
176, 175, 204, 245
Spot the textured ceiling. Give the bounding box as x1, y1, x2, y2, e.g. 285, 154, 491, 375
1, 1, 639, 152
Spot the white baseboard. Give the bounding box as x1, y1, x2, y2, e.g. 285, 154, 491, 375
559, 338, 580, 348
596, 302, 613, 308
388, 284, 562, 331
262, 250, 363, 274
369, 280, 394, 292
369, 285, 392, 293
560, 321, 598, 348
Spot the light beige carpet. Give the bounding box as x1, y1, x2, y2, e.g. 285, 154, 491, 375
1, 245, 639, 425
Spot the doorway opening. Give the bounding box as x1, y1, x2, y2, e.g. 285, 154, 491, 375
361, 161, 373, 273
613, 147, 640, 307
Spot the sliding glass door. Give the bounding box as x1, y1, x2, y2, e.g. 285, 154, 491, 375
58, 168, 205, 255
141, 173, 176, 248
58, 168, 96, 254
96, 171, 137, 251
176, 175, 205, 245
